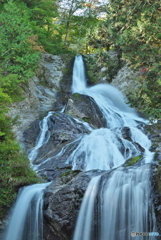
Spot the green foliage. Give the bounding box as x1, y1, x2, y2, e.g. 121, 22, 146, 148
0, 1, 40, 81
85, 51, 123, 84
29, 0, 67, 54
0, 131, 40, 219
0, 74, 24, 102
0, 77, 40, 219
82, 117, 90, 122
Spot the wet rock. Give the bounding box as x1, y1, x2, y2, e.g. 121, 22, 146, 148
65, 93, 106, 128
43, 171, 102, 240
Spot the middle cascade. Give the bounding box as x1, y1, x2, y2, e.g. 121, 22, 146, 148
71, 55, 156, 240
66, 55, 153, 171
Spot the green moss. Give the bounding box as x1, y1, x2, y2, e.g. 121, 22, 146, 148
82, 117, 90, 122
124, 155, 143, 167
73, 93, 82, 100
63, 67, 70, 75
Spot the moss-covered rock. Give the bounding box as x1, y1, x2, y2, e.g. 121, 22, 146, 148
123, 155, 143, 167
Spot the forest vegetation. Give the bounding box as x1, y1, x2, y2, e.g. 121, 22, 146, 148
0, 0, 161, 219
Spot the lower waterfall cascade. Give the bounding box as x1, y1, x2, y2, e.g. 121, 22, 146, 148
4, 55, 158, 240
5, 183, 50, 240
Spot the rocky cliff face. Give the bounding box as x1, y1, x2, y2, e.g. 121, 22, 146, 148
7, 53, 74, 148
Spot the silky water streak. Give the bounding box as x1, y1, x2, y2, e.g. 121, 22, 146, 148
5, 183, 50, 240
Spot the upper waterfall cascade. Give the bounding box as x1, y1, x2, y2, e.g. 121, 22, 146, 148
4, 55, 157, 240
72, 55, 87, 93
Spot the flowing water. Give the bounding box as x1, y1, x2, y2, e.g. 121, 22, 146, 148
28, 111, 53, 162
71, 55, 157, 240
72, 55, 87, 93
5, 183, 49, 240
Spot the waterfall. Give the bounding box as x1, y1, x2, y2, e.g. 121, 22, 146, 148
72, 55, 87, 93
71, 55, 157, 239
5, 183, 50, 240
4, 54, 157, 240
72, 166, 156, 240
67, 58, 154, 171
99, 166, 155, 240
73, 175, 101, 240
28, 111, 53, 162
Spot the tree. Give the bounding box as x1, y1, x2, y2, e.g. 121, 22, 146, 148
57, 0, 105, 53
103, 0, 161, 118
0, 1, 40, 80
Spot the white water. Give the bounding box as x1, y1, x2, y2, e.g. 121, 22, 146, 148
72, 55, 157, 239
5, 183, 49, 240
73, 175, 101, 240
80, 84, 147, 128
72, 166, 156, 240
28, 111, 53, 162
99, 166, 156, 240
72, 55, 87, 93
66, 128, 125, 170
